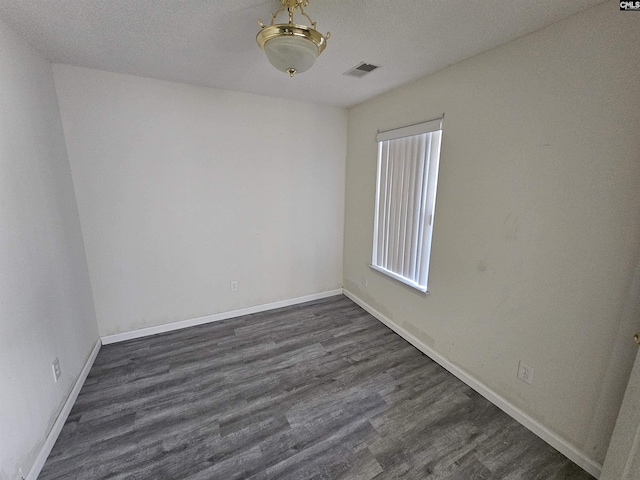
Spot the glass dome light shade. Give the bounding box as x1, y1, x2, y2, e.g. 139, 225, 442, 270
264, 35, 319, 75
257, 23, 328, 77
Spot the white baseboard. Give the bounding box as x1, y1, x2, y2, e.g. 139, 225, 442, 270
101, 289, 344, 345
343, 289, 602, 479
27, 339, 102, 480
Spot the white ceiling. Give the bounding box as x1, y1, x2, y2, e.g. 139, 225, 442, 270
0, 0, 606, 108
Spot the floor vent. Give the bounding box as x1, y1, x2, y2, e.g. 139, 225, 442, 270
344, 62, 380, 78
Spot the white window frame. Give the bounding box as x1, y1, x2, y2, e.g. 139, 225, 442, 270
371, 117, 443, 293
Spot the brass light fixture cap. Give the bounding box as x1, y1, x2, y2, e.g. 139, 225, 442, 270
256, 24, 328, 55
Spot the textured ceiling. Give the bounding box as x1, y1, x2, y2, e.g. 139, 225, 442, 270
0, 0, 607, 107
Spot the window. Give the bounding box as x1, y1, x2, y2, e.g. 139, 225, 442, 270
371, 118, 443, 292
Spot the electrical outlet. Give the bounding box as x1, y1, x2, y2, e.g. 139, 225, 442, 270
52, 358, 61, 382
517, 361, 533, 385
362, 275, 368, 288
230, 281, 238, 292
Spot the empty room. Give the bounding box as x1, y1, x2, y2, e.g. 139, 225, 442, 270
1, 0, 639, 479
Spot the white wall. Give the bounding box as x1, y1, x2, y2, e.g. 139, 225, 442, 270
344, 1, 640, 467
0, 20, 99, 479
52, 65, 347, 337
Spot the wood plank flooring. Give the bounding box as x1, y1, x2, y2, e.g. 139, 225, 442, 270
39, 295, 594, 479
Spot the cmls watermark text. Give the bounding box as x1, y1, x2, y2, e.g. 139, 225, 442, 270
620, 1, 640, 10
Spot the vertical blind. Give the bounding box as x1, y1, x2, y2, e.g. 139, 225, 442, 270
372, 118, 443, 292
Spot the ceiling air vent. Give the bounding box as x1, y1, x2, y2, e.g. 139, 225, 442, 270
344, 62, 380, 78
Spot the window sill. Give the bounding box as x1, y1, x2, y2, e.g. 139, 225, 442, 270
369, 264, 430, 295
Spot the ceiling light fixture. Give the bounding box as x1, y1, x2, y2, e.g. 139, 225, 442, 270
257, 0, 330, 78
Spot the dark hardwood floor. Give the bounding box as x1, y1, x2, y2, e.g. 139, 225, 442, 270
39, 295, 594, 479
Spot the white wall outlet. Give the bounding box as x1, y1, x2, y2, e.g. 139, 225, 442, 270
517, 360, 533, 385
230, 281, 238, 292
362, 275, 368, 288
52, 357, 61, 382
